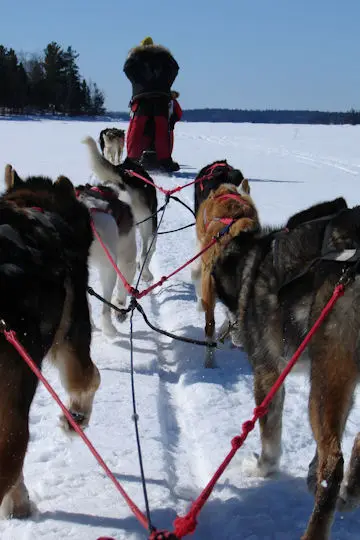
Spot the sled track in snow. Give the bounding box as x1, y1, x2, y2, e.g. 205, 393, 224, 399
178, 131, 360, 176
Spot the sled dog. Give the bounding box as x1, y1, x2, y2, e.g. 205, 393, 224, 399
212, 196, 360, 540
83, 136, 158, 282
99, 127, 125, 165
0, 164, 100, 519
76, 182, 136, 337
191, 179, 259, 367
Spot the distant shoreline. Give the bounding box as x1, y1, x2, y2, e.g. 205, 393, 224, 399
1, 108, 359, 125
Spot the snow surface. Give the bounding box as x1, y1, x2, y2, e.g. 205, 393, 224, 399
0, 119, 360, 539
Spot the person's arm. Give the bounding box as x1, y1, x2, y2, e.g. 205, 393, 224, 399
173, 99, 183, 121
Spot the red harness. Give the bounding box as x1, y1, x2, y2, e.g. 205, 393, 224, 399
75, 185, 118, 201
75, 185, 120, 224
204, 192, 250, 232
197, 162, 232, 192
89, 186, 118, 200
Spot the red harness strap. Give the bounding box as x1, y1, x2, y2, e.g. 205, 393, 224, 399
89, 185, 118, 200
76, 185, 118, 201
76, 186, 120, 224
215, 193, 248, 205
197, 162, 231, 192
204, 192, 250, 231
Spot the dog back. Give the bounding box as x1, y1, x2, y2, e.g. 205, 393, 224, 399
118, 157, 158, 233
76, 184, 134, 235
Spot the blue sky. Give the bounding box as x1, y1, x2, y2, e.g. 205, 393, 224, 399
1, 0, 359, 111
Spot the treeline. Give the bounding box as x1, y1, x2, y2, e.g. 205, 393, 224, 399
108, 108, 360, 125
181, 108, 360, 125
0, 42, 105, 116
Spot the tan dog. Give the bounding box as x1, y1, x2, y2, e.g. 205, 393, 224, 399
191, 180, 259, 367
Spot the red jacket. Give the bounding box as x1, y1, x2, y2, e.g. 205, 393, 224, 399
169, 98, 182, 130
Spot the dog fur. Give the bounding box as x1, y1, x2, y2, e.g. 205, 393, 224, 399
191, 180, 259, 367
83, 136, 158, 282
0, 164, 100, 519
194, 160, 245, 216
99, 127, 125, 166
211, 196, 360, 539
76, 182, 136, 337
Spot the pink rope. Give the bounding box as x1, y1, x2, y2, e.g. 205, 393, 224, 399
90, 216, 137, 296
170, 283, 345, 538
90, 215, 220, 300
1, 327, 150, 532
126, 162, 229, 196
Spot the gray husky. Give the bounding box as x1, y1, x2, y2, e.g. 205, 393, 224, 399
212, 196, 360, 540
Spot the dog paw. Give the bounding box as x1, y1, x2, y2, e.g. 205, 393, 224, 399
115, 305, 128, 323
256, 453, 280, 477
0, 497, 35, 520
141, 268, 153, 282
137, 261, 154, 282
242, 453, 279, 478
12, 499, 36, 520
0, 484, 35, 520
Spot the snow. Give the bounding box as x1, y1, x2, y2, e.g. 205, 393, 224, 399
0, 119, 360, 539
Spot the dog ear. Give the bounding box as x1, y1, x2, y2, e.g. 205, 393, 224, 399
237, 179, 250, 195
5, 164, 23, 190
4, 164, 13, 189
55, 175, 76, 198
98, 130, 106, 144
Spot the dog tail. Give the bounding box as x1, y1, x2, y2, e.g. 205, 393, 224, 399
82, 136, 125, 187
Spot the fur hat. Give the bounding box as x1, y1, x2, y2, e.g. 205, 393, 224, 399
141, 36, 153, 46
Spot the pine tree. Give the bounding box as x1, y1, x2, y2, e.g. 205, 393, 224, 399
43, 42, 67, 112
25, 54, 47, 110
0, 46, 8, 108
16, 62, 28, 111
80, 79, 91, 113
89, 81, 106, 115
62, 46, 82, 114
0, 40, 106, 115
